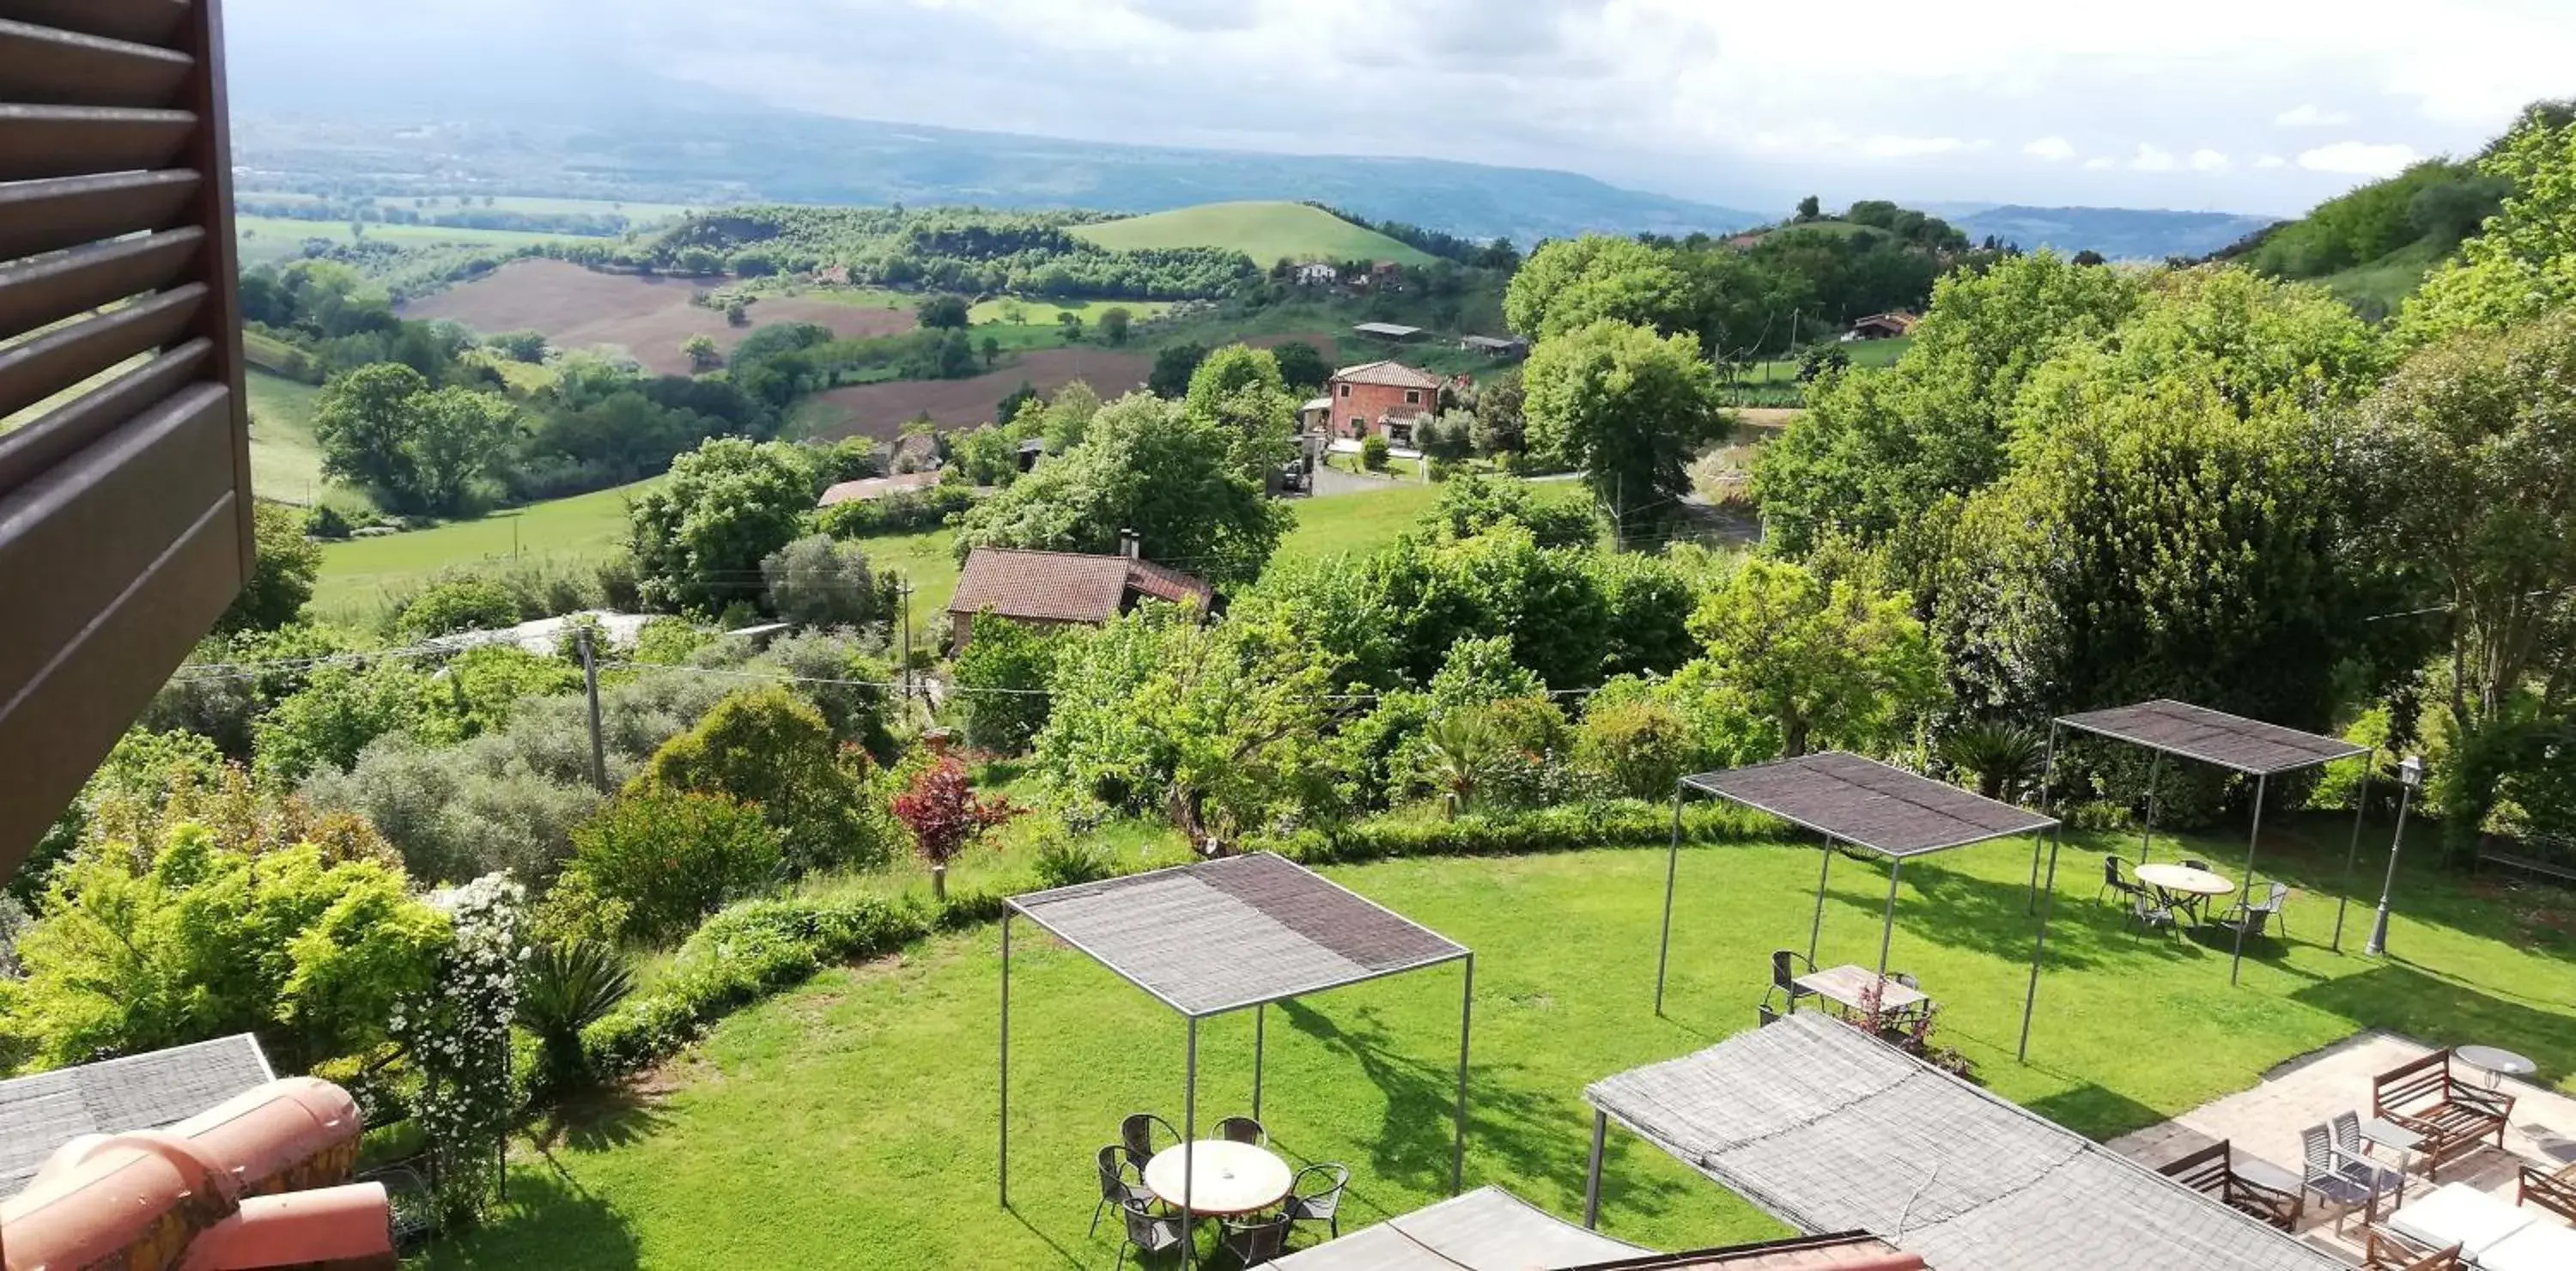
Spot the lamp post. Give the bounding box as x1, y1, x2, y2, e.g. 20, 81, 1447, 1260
2365, 755, 2424, 958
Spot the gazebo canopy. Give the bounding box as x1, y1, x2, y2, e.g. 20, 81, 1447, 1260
2056, 699, 2364, 775
1686, 752, 2057, 857
1007, 852, 1467, 1018
1270, 1185, 1649, 1270
1584, 1015, 2346, 1271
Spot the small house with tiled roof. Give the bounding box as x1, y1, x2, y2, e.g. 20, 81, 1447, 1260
1845, 312, 1920, 340
1326, 360, 1446, 446
946, 544, 1213, 647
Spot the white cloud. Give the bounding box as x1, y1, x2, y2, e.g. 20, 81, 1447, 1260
2190, 149, 2230, 172
2129, 143, 2180, 173
2274, 104, 2352, 127
2023, 135, 2075, 161
2297, 141, 2421, 175
2254, 155, 2288, 168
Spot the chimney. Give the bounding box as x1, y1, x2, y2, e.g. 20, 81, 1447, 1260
1120, 530, 1140, 560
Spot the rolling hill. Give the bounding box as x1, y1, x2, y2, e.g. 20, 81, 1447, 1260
1072, 203, 1438, 266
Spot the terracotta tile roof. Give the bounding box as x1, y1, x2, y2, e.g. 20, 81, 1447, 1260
817, 471, 942, 507
947, 548, 1211, 625
1332, 360, 1445, 390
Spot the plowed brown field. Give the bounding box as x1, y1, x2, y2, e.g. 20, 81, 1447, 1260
402, 260, 916, 374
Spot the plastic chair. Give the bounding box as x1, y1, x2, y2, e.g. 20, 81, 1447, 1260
1217, 1116, 1267, 1146
1285, 1163, 1350, 1240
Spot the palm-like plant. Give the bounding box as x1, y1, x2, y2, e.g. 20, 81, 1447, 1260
1939, 721, 2045, 802
517, 940, 635, 1092
1421, 710, 1498, 819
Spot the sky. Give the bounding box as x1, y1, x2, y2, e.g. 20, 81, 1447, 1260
229, 0, 2576, 216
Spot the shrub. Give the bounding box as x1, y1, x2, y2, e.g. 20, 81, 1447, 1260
758, 630, 898, 761
1361, 434, 1391, 471
762, 534, 878, 628
812, 482, 977, 538
638, 685, 896, 873
891, 754, 1020, 897
951, 615, 1063, 752
396, 578, 524, 638
306, 504, 355, 540
1031, 833, 1115, 889
564, 789, 784, 944
302, 734, 604, 885
517, 940, 635, 1094
1264, 800, 1765, 864
1573, 699, 1694, 800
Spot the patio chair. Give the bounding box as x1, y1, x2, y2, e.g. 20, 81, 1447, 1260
1284, 1163, 1350, 1240
2302, 1121, 2404, 1233
1121, 1112, 1182, 1167
1113, 1196, 1187, 1271
1091, 1145, 1156, 1237
2362, 1228, 2464, 1271
1221, 1211, 1293, 1266
2180, 859, 2211, 871
1757, 1003, 1783, 1028
2099, 855, 2145, 906
2158, 1139, 2302, 1231
2128, 889, 2177, 934
1217, 1116, 1267, 1146
355, 1162, 435, 1254
2371, 1050, 2514, 1182
2519, 1159, 2576, 1222
2214, 883, 2291, 939
1764, 949, 1816, 1016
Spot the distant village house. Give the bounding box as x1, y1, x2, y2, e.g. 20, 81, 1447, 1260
817, 470, 942, 508
1352, 321, 1425, 343
946, 543, 1213, 647
1322, 360, 1445, 447
1292, 262, 1340, 286
1458, 335, 1528, 360
1845, 312, 1921, 340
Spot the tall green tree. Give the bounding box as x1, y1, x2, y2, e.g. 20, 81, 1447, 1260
638, 685, 890, 873
1504, 235, 1699, 340
1098, 307, 1133, 346
312, 362, 430, 500
2403, 111, 2576, 339
1522, 320, 1730, 544
627, 438, 817, 615
1686, 556, 1941, 757
1182, 344, 1298, 480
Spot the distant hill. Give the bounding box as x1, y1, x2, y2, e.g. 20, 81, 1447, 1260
1942, 206, 2281, 261
1072, 203, 1438, 267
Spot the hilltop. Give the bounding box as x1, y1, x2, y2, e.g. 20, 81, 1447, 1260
1072, 202, 1439, 267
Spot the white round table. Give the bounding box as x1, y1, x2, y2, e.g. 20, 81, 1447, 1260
1142, 1140, 1293, 1217
2136, 863, 2235, 897
2457, 1044, 2537, 1090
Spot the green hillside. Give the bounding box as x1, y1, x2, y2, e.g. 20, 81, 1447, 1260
1073, 201, 1439, 267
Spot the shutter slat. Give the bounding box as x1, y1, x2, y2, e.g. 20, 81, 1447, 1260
0, 170, 200, 262
0, 228, 203, 338
0, 0, 191, 50
0, 338, 209, 491
0, 105, 196, 180
0, 19, 193, 108
0, 282, 202, 419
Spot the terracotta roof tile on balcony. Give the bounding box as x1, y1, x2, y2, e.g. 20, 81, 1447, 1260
1332, 360, 1446, 390
947, 547, 1212, 626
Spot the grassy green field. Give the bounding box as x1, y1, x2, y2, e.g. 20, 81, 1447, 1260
2318, 238, 2448, 316
967, 296, 1181, 326
234, 216, 585, 265
312, 478, 659, 620
244, 370, 337, 507
424, 819, 2576, 1268
1076, 201, 1439, 268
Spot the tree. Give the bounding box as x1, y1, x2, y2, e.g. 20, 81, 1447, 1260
2072, 249, 2107, 267
252, 660, 432, 786
980, 333, 1002, 369
996, 380, 1040, 426
1504, 234, 1700, 340
1099, 307, 1133, 346
952, 614, 1065, 751
1042, 380, 1104, 453
891, 754, 1019, 898
627, 438, 816, 614
1416, 710, 1497, 818
312, 362, 430, 499
917, 295, 971, 330
1795, 196, 1821, 222
682, 334, 722, 372
1056, 312, 1085, 343
1470, 371, 1527, 455
395, 577, 519, 637
1522, 319, 1730, 543
724, 300, 750, 327
563, 789, 781, 943
1360, 434, 1391, 471
1270, 340, 1330, 392
954, 393, 1290, 587
2403, 112, 2576, 338
638, 685, 890, 873
489, 331, 548, 363
1183, 344, 1297, 480
1686, 556, 1941, 757
762, 534, 878, 627
1148, 343, 1212, 398
404, 387, 518, 514
216, 502, 320, 635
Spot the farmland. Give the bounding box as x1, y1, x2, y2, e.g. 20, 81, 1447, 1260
805, 349, 1156, 438
400, 260, 918, 374
1074, 200, 1438, 266
243, 370, 353, 508
233, 216, 581, 266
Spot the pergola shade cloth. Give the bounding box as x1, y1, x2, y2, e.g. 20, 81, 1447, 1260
2056, 699, 2366, 775
1656, 753, 2060, 1060
0, 1033, 274, 1195
1269, 1185, 1649, 1270
1584, 1015, 2347, 1271
1000, 853, 1474, 1268
2050, 698, 2376, 982
1008, 851, 1467, 1017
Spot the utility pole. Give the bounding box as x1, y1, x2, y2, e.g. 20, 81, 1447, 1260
897, 575, 914, 721
577, 626, 608, 794
1612, 471, 1624, 554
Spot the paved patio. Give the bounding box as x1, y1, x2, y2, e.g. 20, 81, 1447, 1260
2111, 1030, 2576, 1263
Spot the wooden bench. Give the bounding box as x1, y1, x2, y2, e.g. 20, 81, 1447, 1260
2364, 1230, 2464, 1271
2159, 1139, 2302, 1231
2522, 1159, 2576, 1224
2372, 1049, 2515, 1182
2479, 848, 2576, 886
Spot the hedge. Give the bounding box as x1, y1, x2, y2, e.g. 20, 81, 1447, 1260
1263, 800, 1772, 865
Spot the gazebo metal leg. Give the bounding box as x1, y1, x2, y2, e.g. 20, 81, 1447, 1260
2032, 722, 2062, 916
1583, 1109, 1607, 1229
1253, 1002, 1265, 1122
2332, 763, 2374, 953
1876, 861, 1903, 982
1808, 837, 1835, 966
2232, 774, 2267, 986
1654, 788, 1683, 1014
998, 911, 1010, 1208
1454, 953, 1473, 1195
2019, 830, 2063, 1062
2141, 751, 2163, 865
1183, 1016, 1198, 1270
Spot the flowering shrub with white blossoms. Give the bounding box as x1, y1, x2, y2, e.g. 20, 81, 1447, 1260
394, 872, 526, 1225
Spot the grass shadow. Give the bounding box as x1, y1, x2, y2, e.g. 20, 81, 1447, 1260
2290, 959, 2576, 1089
2026, 1081, 2185, 1143
416, 1168, 643, 1269
522, 1079, 673, 1154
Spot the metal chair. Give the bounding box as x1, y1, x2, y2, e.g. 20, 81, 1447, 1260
2226, 881, 2292, 936
1121, 1112, 1181, 1166
1091, 1145, 1155, 1237
355, 1163, 435, 1254
2302, 1121, 2403, 1234
1764, 949, 1816, 1016
1114, 1196, 1187, 1271
1217, 1116, 1267, 1146
1221, 1211, 1293, 1267
2180, 859, 2211, 871
1757, 1003, 1783, 1028
2100, 855, 2145, 905
2128, 890, 2177, 934
1284, 1163, 1350, 1240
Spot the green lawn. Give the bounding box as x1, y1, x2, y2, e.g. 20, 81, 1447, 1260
424, 820, 2576, 1268
969, 296, 1180, 327
312, 479, 659, 621
245, 370, 330, 505
2318, 239, 2449, 316
1075, 202, 1438, 268
234, 216, 584, 265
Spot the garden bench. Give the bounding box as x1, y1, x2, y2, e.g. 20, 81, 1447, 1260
2159, 1139, 2302, 1231
2477, 848, 2576, 886
2520, 1159, 2576, 1224
2372, 1050, 2514, 1182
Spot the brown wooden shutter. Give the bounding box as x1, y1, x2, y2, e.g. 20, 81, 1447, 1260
0, 0, 251, 879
